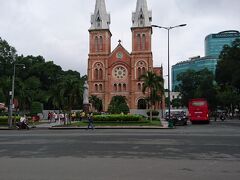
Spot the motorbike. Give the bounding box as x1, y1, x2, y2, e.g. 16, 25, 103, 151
16, 121, 30, 130
220, 114, 226, 121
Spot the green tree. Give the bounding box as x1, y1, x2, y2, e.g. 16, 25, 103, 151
30, 101, 43, 115
108, 96, 130, 114
140, 71, 164, 120
177, 68, 217, 110
0, 76, 11, 105
215, 39, 240, 112
89, 95, 103, 112
0, 37, 17, 77
171, 97, 183, 109
216, 39, 240, 90
0, 37, 87, 112
60, 75, 84, 112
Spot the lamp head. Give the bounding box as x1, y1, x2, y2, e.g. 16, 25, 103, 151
179, 24, 187, 27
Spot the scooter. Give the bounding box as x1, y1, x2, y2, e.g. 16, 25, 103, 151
16, 122, 30, 130
220, 114, 226, 121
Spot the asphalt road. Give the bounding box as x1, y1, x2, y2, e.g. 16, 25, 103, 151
0, 120, 240, 180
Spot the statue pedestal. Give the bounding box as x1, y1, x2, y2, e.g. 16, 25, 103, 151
83, 103, 90, 113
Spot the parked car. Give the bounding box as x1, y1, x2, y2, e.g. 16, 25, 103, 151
165, 110, 188, 126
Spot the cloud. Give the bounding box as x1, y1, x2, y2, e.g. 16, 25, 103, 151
0, 0, 239, 79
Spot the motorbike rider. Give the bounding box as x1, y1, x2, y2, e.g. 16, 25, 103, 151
17, 115, 29, 129
219, 112, 226, 121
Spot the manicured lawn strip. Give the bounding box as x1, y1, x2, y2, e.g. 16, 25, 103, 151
55, 120, 162, 127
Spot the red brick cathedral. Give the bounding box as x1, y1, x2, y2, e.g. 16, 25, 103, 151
88, 0, 163, 112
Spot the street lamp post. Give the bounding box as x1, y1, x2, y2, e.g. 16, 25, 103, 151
9, 63, 25, 128
152, 24, 186, 128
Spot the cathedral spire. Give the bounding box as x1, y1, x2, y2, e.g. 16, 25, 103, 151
90, 0, 111, 30
132, 0, 152, 28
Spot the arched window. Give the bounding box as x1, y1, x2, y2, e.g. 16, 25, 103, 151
99, 84, 103, 92
99, 68, 103, 80
142, 34, 146, 50
138, 83, 141, 91
114, 84, 117, 92
123, 84, 127, 91
138, 99, 147, 109
95, 84, 98, 92
95, 36, 99, 52
137, 34, 141, 50
94, 69, 98, 80
99, 36, 103, 51
118, 84, 122, 92
137, 67, 141, 78
142, 67, 146, 75
96, 15, 101, 27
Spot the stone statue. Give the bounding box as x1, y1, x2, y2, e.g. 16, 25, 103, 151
83, 81, 90, 113
83, 81, 89, 104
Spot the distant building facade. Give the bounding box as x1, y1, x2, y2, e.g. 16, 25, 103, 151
87, 0, 163, 111
172, 30, 240, 91
172, 56, 218, 90
205, 30, 240, 58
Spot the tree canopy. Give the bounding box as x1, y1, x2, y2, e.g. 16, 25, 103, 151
108, 96, 130, 114
176, 39, 240, 113
216, 39, 240, 91
0, 37, 86, 112
177, 68, 217, 110
215, 38, 240, 112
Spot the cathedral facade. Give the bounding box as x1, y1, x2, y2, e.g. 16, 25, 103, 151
87, 0, 163, 111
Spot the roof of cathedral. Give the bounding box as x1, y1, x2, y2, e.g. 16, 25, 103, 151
90, 0, 111, 30
110, 40, 131, 57
132, 0, 152, 28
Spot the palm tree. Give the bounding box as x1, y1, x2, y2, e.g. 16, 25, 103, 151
140, 71, 164, 121
47, 85, 63, 111
61, 77, 84, 111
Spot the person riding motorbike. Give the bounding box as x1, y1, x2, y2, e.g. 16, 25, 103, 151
16, 115, 29, 130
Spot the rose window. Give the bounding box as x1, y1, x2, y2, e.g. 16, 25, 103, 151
113, 66, 127, 79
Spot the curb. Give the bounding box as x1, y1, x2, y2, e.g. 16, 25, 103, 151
49, 126, 174, 130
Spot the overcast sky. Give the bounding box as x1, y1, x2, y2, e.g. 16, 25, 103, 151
1, 0, 240, 80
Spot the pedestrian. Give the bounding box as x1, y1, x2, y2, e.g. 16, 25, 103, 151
48, 112, 51, 122
53, 112, 58, 122
87, 113, 94, 130
71, 111, 76, 121
214, 111, 218, 121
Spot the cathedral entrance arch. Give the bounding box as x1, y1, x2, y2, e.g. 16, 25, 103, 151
137, 99, 147, 109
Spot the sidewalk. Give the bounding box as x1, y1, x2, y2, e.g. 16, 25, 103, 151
0, 126, 11, 130
1, 120, 171, 130
49, 120, 171, 129
35, 121, 61, 128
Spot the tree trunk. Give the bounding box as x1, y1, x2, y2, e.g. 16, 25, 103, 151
150, 104, 153, 122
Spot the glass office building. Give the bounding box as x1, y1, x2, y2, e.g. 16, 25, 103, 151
205, 30, 240, 57
172, 56, 218, 91
172, 30, 240, 91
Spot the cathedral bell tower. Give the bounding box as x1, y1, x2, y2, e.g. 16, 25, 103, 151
132, 0, 152, 53
89, 0, 111, 54
130, 0, 153, 109
88, 0, 112, 111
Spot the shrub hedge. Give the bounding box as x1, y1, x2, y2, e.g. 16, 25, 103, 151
147, 110, 159, 116
93, 114, 144, 122
0, 116, 20, 125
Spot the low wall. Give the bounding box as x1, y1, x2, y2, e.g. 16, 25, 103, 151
130, 109, 165, 118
